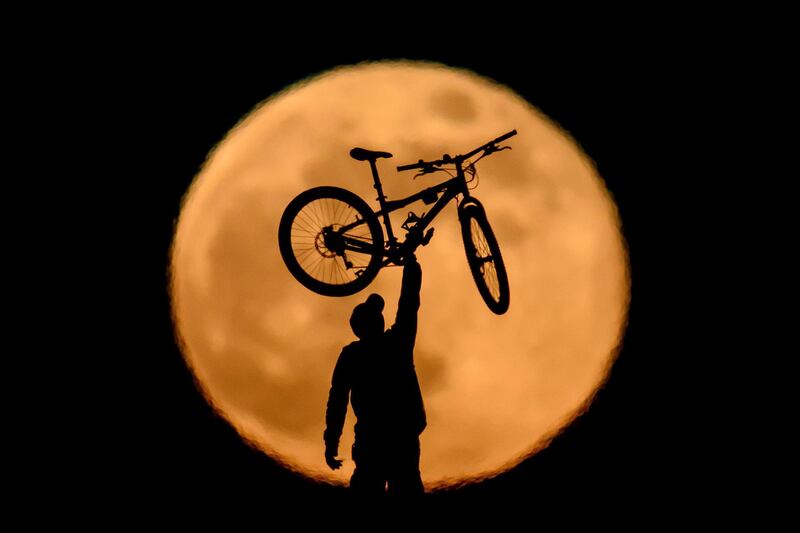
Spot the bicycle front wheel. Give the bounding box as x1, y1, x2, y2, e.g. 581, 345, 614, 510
278, 186, 384, 297
459, 203, 510, 314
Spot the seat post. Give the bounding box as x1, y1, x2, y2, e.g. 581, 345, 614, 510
368, 160, 386, 201
368, 159, 397, 245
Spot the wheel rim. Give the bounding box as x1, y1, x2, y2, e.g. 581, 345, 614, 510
469, 217, 502, 304
289, 198, 378, 288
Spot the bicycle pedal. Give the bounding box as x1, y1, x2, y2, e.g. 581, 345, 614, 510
401, 211, 423, 232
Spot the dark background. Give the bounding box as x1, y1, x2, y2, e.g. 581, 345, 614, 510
87, 35, 710, 513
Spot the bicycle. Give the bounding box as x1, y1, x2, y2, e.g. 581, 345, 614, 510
278, 129, 517, 314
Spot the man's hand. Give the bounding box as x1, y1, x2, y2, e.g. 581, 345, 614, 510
404, 252, 420, 268
325, 446, 343, 471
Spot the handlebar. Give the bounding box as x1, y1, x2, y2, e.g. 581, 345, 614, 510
397, 129, 517, 172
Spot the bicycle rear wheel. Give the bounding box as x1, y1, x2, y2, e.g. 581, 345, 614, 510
279, 186, 384, 297
459, 203, 510, 314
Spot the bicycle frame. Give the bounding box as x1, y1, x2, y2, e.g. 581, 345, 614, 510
331, 129, 517, 271
336, 159, 471, 267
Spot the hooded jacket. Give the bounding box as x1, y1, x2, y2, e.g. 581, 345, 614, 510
324, 260, 426, 450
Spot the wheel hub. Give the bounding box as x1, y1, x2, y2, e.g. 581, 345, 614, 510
317, 225, 345, 257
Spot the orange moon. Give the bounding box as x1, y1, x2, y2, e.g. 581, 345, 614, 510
170, 61, 629, 488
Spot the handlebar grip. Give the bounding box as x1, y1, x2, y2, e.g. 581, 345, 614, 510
397, 160, 425, 172
493, 129, 517, 145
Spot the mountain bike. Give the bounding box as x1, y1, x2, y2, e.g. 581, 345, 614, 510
278, 129, 517, 314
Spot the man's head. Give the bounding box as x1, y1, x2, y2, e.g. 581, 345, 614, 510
349, 293, 385, 340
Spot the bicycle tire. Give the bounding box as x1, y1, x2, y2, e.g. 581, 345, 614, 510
279, 186, 384, 297
459, 202, 510, 314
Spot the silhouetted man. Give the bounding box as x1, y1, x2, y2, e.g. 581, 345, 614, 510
324, 255, 426, 496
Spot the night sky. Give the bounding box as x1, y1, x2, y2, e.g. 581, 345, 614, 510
89, 34, 709, 515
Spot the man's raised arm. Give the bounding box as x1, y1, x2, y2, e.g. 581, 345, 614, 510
392, 255, 422, 346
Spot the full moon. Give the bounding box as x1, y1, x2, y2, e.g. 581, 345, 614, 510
170, 61, 629, 489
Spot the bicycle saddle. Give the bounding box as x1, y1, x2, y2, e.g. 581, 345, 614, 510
349, 147, 393, 161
